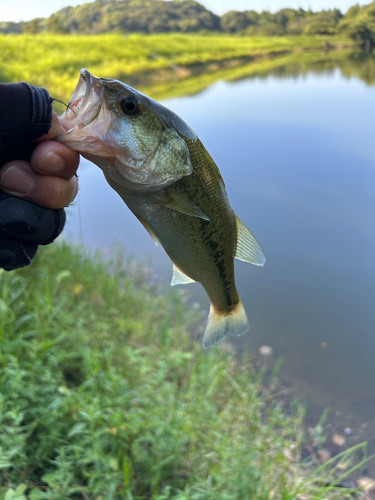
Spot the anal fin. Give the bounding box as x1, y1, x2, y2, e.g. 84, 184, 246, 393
171, 264, 196, 286
234, 215, 265, 266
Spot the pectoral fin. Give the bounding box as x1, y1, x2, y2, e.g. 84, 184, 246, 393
160, 190, 210, 221
135, 215, 158, 246
234, 215, 265, 266
171, 264, 196, 286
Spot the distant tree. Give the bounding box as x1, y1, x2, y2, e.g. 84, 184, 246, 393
341, 21, 375, 49
273, 12, 289, 28
4, 0, 375, 42
304, 10, 343, 35
277, 7, 306, 22
23, 19, 42, 34
0, 21, 24, 34
245, 11, 260, 24
338, 2, 375, 50
220, 11, 252, 33
258, 22, 286, 36
345, 4, 362, 19
47, 14, 68, 33
44, 0, 220, 34
287, 19, 307, 35
197, 10, 220, 30
148, 15, 173, 33
178, 18, 201, 32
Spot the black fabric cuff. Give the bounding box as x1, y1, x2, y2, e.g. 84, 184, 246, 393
0, 82, 52, 155
23, 83, 52, 126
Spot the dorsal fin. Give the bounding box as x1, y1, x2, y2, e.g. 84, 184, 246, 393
171, 263, 196, 286
135, 215, 158, 246
234, 215, 265, 266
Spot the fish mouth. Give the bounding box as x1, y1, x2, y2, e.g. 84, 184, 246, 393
60, 68, 103, 130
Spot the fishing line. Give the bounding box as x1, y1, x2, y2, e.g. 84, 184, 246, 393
76, 179, 87, 287
52, 98, 85, 283
51, 98, 77, 116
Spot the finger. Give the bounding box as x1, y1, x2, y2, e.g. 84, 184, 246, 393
30, 141, 80, 180
0, 161, 78, 209
35, 112, 69, 143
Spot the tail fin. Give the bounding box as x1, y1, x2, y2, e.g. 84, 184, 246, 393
202, 300, 250, 349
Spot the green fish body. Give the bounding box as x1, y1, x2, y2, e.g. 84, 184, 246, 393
57, 69, 265, 348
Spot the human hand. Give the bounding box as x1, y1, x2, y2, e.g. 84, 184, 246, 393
0, 112, 79, 209
0, 84, 80, 271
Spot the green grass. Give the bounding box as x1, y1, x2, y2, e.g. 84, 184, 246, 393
0, 243, 369, 499
0, 33, 354, 102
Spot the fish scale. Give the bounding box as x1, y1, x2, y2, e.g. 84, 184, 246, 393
173, 137, 239, 312
125, 148, 239, 313
57, 68, 265, 348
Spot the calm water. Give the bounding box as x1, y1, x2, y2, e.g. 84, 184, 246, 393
66, 62, 375, 447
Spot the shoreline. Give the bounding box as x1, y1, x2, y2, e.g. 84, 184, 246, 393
0, 33, 357, 104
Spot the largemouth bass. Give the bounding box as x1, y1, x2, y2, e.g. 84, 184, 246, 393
58, 69, 265, 348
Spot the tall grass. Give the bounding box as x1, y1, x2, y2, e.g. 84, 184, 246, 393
0, 33, 353, 102
0, 243, 369, 499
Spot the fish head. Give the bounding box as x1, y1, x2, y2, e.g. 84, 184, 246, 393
58, 68, 194, 191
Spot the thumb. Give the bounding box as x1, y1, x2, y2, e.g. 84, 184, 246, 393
35, 112, 69, 143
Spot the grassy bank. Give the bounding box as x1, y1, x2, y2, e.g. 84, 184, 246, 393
0, 33, 354, 102
0, 243, 367, 499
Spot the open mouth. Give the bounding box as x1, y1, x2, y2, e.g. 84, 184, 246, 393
61, 68, 103, 129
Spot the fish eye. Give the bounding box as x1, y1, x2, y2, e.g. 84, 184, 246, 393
119, 96, 140, 116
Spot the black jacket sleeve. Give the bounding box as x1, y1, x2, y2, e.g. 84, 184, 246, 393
0, 82, 52, 164
0, 82, 66, 271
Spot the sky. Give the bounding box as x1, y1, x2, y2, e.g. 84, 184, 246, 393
0, 0, 367, 23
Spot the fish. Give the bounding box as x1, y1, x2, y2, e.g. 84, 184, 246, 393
57, 68, 265, 348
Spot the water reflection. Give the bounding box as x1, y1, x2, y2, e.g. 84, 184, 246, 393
67, 53, 375, 456
233, 51, 375, 86
136, 50, 375, 102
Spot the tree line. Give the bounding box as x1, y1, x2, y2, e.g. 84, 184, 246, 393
1, 0, 375, 46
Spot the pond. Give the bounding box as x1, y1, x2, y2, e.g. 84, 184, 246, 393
66, 53, 375, 456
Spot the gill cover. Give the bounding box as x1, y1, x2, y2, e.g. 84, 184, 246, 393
147, 127, 193, 187
108, 125, 192, 190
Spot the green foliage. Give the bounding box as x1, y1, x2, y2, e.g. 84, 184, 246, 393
21, 0, 220, 35
220, 11, 255, 33
2, 0, 375, 41
223, 8, 344, 36
0, 243, 369, 499
304, 10, 343, 35
6, 0, 375, 41
0, 22, 24, 34
47, 14, 68, 34
22, 19, 42, 35
338, 1, 375, 45
0, 243, 295, 498
0, 33, 352, 105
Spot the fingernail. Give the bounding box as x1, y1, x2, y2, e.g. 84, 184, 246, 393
39, 151, 65, 173
1, 165, 35, 195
